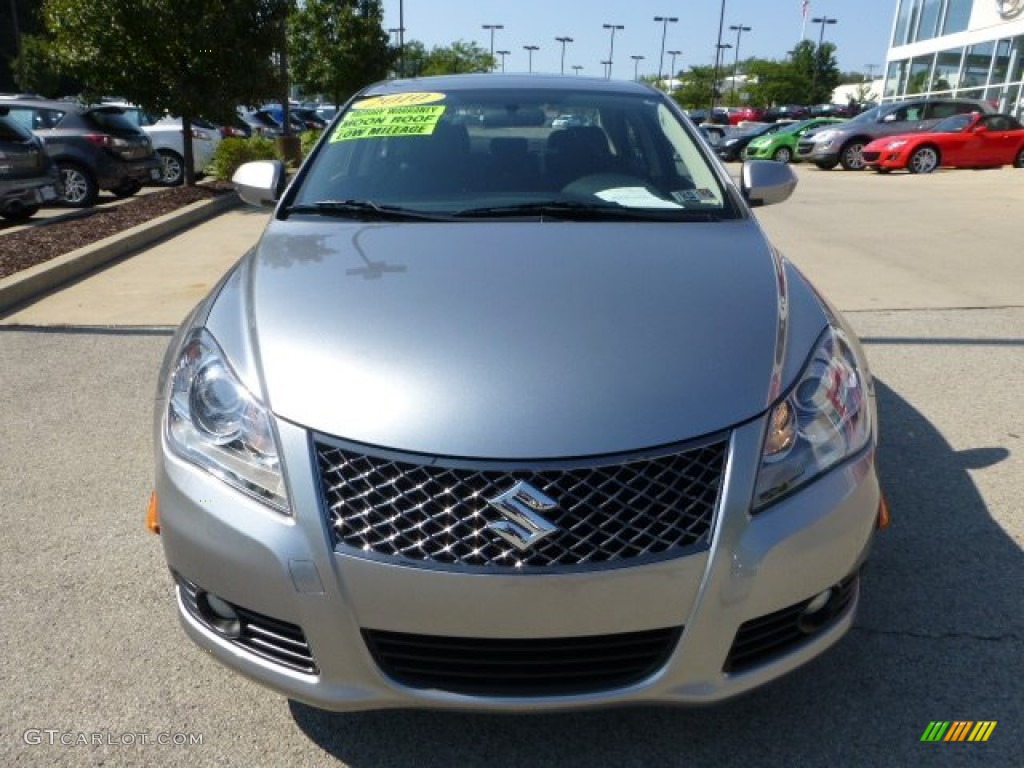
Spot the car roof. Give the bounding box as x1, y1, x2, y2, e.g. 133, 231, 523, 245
358, 73, 659, 98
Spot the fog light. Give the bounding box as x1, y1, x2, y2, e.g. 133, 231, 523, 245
798, 588, 834, 633
196, 591, 241, 638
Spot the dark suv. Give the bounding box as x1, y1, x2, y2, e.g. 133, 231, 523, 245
0, 98, 160, 206
0, 109, 61, 221
796, 97, 995, 170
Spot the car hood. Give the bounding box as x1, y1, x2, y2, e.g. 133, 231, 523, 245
218, 219, 828, 458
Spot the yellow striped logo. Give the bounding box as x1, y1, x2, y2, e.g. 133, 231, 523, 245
920, 721, 997, 742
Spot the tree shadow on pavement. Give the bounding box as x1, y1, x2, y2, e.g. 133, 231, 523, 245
288, 378, 1022, 768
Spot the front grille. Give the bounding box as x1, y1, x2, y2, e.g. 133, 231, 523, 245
363, 626, 683, 696
724, 572, 860, 674
797, 142, 815, 155
862, 151, 881, 162
315, 437, 726, 570
176, 575, 318, 675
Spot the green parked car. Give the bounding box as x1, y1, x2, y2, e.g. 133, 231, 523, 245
744, 118, 846, 163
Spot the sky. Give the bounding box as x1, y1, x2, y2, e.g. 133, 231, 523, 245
379, 0, 898, 79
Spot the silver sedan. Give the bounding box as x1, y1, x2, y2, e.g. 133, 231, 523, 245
150, 74, 886, 712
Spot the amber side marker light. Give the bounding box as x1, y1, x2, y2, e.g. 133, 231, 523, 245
147, 491, 161, 534
876, 492, 891, 530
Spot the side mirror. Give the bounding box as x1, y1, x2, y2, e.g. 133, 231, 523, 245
232, 160, 286, 207
741, 160, 797, 207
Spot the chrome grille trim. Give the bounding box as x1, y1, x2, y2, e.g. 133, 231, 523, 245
314, 435, 727, 572
176, 575, 318, 675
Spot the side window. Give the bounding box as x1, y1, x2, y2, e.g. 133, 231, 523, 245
32, 109, 64, 129
926, 102, 958, 119
0, 116, 30, 141
952, 102, 981, 115
2, 108, 36, 132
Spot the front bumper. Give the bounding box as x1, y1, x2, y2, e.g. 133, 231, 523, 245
155, 405, 881, 712
796, 141, 839, 165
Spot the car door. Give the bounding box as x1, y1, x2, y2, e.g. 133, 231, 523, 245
976, 115, 1020, 165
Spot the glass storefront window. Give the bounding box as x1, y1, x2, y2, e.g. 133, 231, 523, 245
942, 0, 971, 36
1008, 37, 1023, 84
992, 39, 1013, 83
892, 0, 913, 47
917, 0, 942, 42
963, 42, 995, 89
885, 60, 908, 98
907, 55, 935, 93
933, 48, 963, 91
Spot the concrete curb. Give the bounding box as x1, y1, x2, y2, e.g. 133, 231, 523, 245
0, 191, 241, 314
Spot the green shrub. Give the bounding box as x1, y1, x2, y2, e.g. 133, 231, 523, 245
211, 136, 281, 181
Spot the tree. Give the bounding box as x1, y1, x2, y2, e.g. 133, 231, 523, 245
11, 35, 67, 96
42, 0, 290, 185
744, 59, 808, 107
288, 0, 395, 108
420, 40, 494, 75
670, 66, 715, 110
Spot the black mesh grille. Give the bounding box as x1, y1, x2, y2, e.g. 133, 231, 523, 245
724, 572, 860, 674
862, 151, 881, 162
177, 575, 318, 675
363, 626, 683, 696
315, 438, 727, 570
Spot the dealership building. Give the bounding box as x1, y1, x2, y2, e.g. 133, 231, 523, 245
884, 0, 1024, 115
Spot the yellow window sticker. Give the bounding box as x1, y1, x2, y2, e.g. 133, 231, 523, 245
351, 92, 446, 109
330, 105, 448, 142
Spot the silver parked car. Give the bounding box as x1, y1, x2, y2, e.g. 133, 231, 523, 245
152, 74, 886, 712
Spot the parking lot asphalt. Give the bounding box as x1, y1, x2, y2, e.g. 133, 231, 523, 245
1, 164, 1021, 767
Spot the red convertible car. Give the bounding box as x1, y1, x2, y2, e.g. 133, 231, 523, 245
862, 112, 1024, 173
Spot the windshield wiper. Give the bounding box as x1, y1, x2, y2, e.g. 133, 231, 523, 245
284, 199, 448, 221
453, 200, 721, 222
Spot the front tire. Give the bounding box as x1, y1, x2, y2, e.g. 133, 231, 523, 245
814, 159, 839, 170
839, 140, 867, 171
156, 149, 185, 186
908, 146, 939, 174
1014, 146, 1024, 168
111, 179, 142, 197
1, 204, 40, 221
772, 146, 793, 163
58, 162, 99, 208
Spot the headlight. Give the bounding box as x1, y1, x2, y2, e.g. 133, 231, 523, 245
166, 329, 289, 512
885, 139, 908, 150
812, 130, 837, 144
753, 326, 871, 510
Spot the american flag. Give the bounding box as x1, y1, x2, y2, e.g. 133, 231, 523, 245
802, 0, 810, 19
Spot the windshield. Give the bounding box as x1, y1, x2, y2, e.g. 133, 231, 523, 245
293, 86, 732, 220
930, 113, 974, 133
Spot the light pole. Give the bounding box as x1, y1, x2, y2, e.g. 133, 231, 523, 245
602, 24, 624, 79
398, 0, 404, 77
572, 64, 583, 75
812, 16, 838, 47
711, 0, 727, 110
728, 24, 751, 100
497, 50, 510, 72
601, 59, 612, 79
631, 55, 645, 81
864, 63, 878, 82
653, 16, 678, 85
523, 44, 539, 73
666, 49, 681, 91
555, 36, 574, 75
714, 43, 732, 108
482, 24, 504, 70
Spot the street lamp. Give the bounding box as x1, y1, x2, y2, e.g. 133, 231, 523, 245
602, 24, 624, 79
523, 44, 539, 73
728, 24, 751, 99
555, 36, 574, 75
711, 0, 727, 109
653, 16, 678, 85
667, 49, 682, 91
714, 43, 732, 107
482, 23, 504, 70
496, 50, 510, 73
631, 55, 645, 81
812, 16, 838, 47
864, 63, 878, 81
572, 64, 583, 75
601, 59, 612, 79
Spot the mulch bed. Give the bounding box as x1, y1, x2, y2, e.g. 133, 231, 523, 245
0, 183, 234, 281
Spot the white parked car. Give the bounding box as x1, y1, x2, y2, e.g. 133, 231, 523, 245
111, 104, 220, 185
